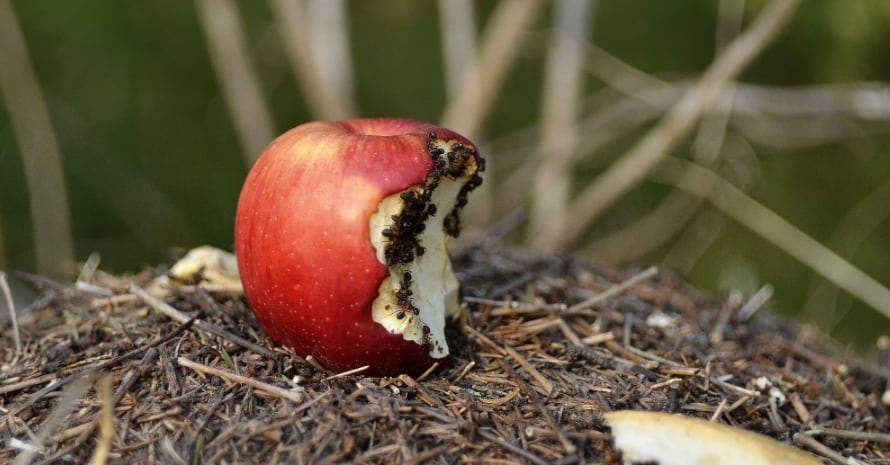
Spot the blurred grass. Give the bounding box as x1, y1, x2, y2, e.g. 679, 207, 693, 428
1, 0, 889, 354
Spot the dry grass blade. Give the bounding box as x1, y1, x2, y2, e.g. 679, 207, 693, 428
0, 0, 74, 278
440, 0, 544, 139
178, 356, 304, 403
3, 245, 886, 463
12, 372, 95, 465
530, 0, 594, 250
305, 0, 355, 111
269, 0, 355, 119
656, 157, 890, 322
557, 0, 802, 250
437, 0, 477, 99
130, 284, 274, 357
87, 375, 114, 465
195, 0, 275, 164
0, 271, 21, 351
586, 0, 743, 265
567, 266, 657, 312
800, 176, 890, 327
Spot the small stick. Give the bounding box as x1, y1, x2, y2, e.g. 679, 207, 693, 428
1, 321, 190, 428
12, 373, 95, 465
805, 427, 890, 444
414, 406, 553, 465
709, 398, 728, 422
322, 365, 369, 381
497, 358, 576, 455
0, 373, 57, 396
0, 271, 21, 351
463, 296, 567, 313
130, 284, 274, 358
793, 433, 860, 465
463, 324, 507, 356
737, 284, 775, 321
557, 318, 584, 347
789, 392, 811, 424
567, 266, 658, 313
415, 361, 439, 382
87, 375, 114, 465
178, 356, 303, 403
502, 344, 554, 396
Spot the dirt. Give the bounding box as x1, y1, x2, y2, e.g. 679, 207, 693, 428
1, 242, 888, 464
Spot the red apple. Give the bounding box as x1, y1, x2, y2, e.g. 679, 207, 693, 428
235, 119, 484, 376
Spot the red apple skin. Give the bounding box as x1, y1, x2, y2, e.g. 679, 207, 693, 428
235, 119, 478, 376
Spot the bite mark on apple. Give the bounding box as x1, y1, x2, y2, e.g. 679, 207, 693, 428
369, 136, 482, 359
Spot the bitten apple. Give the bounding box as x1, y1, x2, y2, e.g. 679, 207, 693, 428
235, 119, 484, 376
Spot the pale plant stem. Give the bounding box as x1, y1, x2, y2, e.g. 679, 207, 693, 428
580, 42, 674, 103
88, 375, 114, 465
437, 0, 477, 100
12, 373, 95, 465
659, 0, 745, 270
529, 0, 595, 250
555, 0, 802, 251
307, 0, 355, 110
0, 0, 75, 278
436, 0, 485, 228
440, 0, 544, 140
661, 209, 727, 274
655, 157, 890, 323
589, 0, 745, 265
799, 178, 890, 329
195, 0, 276, 164
269, 0, 355, 120
0, 211, 6, 270
0, 271, 20, 351
178, 356, 304, 403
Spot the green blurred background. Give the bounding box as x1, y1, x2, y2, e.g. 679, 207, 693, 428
2, 0, 889, 355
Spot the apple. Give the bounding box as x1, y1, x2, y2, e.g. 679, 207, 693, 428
235, 119, 484, 376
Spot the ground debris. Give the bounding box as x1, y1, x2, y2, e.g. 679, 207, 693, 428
2, 246, 888, 464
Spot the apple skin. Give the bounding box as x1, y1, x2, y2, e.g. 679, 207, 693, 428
235, 119, 480, 376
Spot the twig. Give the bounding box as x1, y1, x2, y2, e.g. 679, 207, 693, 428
0, 271, 21, 351
737, 284, 774, 321
269, 0, 355, 119
566, 266, 657, 313
497, 357, 576, 454
502, 344, 553, 396
194, 0, 275, 163
805, 427, 890, 444
463, 296, 567, 313
0, 0, 74, 278
0, 373, 57, 396
178, 356, 303, 403
130, 284, 275, 357
414, 406, 553, 465
1, 317, 187, 427
437, 0, 477, 100
306, 0, 355, 111
590, 1, 743, 265
799, 177, 890, 328
557, 0, 802, 250
322, 365, 369, 381
12, 372, 95, 465
87, 375, 114, 465
655, 157, 890, 323
440, 0, 544, 139
529, 0, 594, 249
793, 433, 862, 465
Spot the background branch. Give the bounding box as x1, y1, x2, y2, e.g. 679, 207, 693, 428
555, 0, 802, 250
0, 0, 74, 278
195, 0, 276, 164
